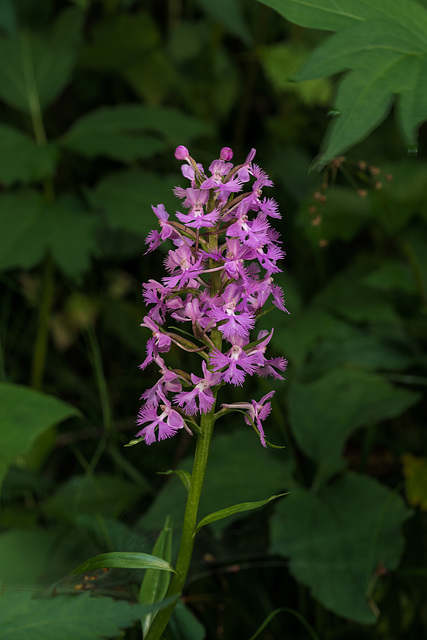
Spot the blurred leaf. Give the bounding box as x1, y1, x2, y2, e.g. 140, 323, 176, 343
140, 516, 173, 637
0, 124, 57, 185
0, 0, 16, 35
0, 7, 83, 115
375, 161, 427, 232
61, 105, 212, 161
402, 454, 427, 510
168, 600, 206, 640
168, 20, 208, 63
0, 191, 45, 270
271, 472, 412, 623
195, 493, 287, 533
261, 43, 332, 105
43, 474, 140, 521
288, 368, 420, 481
0, 529, 56, 586
138, 430, 292, 536
79, 11, 159, 71
195, 0, 252, 45
402, 221, 427, 297
75, 515, 150, 555
0, 384, 78, 494
363, 260, 418, 295
72, 551, 174, 575
87, 170, 177, 238
0, 191, 97, 280
0, 591, 162, 640
298, 187, 372, 243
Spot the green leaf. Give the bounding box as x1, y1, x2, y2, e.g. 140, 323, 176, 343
72, 551, 174, 575
195, 0, 252, 45
87, 170, 177, 238
0, 529, 56, 586
158, 469, 191, 492
140, 517, 173, 636
257, 0, 427, 160
257, 0, 427, 36
0, 384, 77, 494
195, 493, 287, 534
0, 591, 166, 640
0, 124, 56, 185
43, 473, 140, 521
270, 473, 412, 623
288, 369, 420, 482
0, 191, 97, 280
61, 105, 212, 161
138, 431, 293, 536
0, 8, 83, 115
0, 0, 16, 36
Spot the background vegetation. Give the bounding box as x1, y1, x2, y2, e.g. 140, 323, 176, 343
0, 0, 426, 638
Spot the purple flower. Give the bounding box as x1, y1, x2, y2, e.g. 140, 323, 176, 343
222, 391, 275, 447
134, 145, 288, 446
175, 362, 220, 414
136, 401, 185, 445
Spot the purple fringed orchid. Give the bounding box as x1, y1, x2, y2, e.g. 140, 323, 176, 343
134, 145, 288, 447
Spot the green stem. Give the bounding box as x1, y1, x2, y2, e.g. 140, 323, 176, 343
144, 405, 217, 640
30, 253, 54, 389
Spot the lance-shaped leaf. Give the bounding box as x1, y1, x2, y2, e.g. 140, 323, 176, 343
72, 551, 175, 575
139, 517, 173, 637
195, 493, 287, 534
0, 7, 83, 116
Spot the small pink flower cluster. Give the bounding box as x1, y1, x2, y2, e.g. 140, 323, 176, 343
136, 146, 287, 446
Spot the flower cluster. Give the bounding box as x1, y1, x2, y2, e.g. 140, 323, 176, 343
135, 146, 287, 447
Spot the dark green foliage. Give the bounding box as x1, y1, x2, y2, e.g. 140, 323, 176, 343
1, 1, 426, 639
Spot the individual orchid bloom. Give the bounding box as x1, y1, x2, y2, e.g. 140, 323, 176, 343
136, 401, 185, 445
141, 356, 183, 406
210, 340, 259, 386
175, 362, 221, 415
221, 391, 275, 447
210, 284, 256, 341
163, 245, 205, 288
176, 188, 219, 228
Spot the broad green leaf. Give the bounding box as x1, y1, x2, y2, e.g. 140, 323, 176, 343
87, 170, 177, 238
195, 0, 252, 45
43, 473, 140, 521
271, 473, 412, 623
0, 192, 97, 280
0, 529, 56, 586
140, 517, 173, 636
61, 105, 212, 161
0, 8, 83, 115
0, 384, 77, 494
257, 0, 427, 160
288, 369, 420, 482
0, 191, 45, 270
295, 21, 425, 82
257, 0, 427, 37
195, 493, 287, 534
0, 591, 168, 640
138, 431, 292, 536
0, 0, 16, 36
0, 124, 56, 185
402, 454, 427, 510
72, 551, 174, 575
